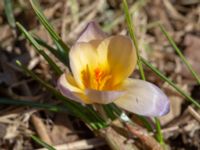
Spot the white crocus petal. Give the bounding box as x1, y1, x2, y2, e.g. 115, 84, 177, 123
114, 79, 170, 117
57, 72, 83, 103
85, 89, 125, 104
77, 21, 107, 43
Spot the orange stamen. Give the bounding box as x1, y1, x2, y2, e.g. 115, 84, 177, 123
94, 68, 103, 89
95, 68, 102, 82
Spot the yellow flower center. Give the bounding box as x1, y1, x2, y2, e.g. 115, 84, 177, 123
81, 66, 112, 90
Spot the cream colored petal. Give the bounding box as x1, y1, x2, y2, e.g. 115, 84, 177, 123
85, 89, 125, 104
97, 35, 137, 86
77, 21, 107, 43
69, 40, 101, 89
57, 72, 84, 103
114, 79, 170, 117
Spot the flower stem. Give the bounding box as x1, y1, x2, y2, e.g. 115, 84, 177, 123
154, 118, 164, 145
94, 104, 110, 124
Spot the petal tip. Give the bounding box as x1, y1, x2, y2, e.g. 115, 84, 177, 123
57, 73, 81, 102
158, 97, 170, 116
57, 74, 73, 98
77, 21, 107, 43
154, 84, 170, 116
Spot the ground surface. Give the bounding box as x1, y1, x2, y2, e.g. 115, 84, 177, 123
0, 0, 200, 149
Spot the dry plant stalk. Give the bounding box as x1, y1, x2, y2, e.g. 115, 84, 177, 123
31, 114, 52, 145
99, 120, 138, 150
125, 123, 164, 150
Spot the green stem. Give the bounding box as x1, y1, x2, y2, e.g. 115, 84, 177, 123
154, 118, 164, 145
94, 104, 110, 124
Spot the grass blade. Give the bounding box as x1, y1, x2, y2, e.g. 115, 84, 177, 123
122, 0, 145, 80
154, 118, 163, 144
154, 118, 164, 145
103, 0, 147, 32
30, 0, 69, 65
142, 57, 200, 109
16, 61, 106, 129
0, 98, 67, 112
4, 0, 16, 28
34, 36, 68, 65
15, 60, 84, 113
31, 135, 56, 150
159, 24, 200, 85
16, 22, 62, 76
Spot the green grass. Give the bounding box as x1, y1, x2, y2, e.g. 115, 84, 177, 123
30, 0, 69, 65
159, 24, 200, 85
4, 0, 16, 28
16, 22, 62, 76
16, 61, 107, 130
31, 135, 56, 150
122, 0, 146, 80
0, 98, 67, 112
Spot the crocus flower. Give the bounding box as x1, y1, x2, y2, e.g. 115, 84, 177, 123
58, 22, 169, 117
